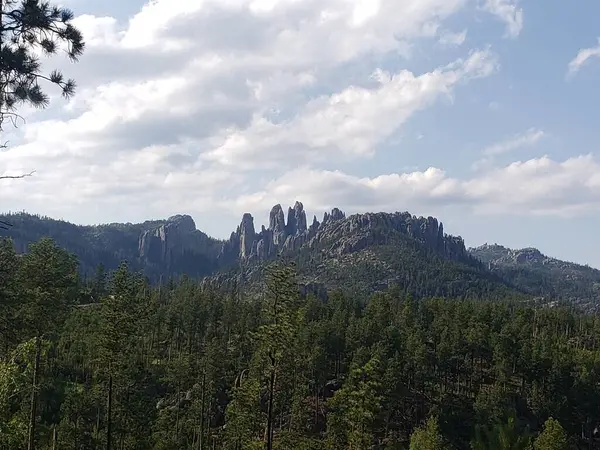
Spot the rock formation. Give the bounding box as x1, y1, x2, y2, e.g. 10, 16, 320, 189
216, 202, 466, 264
134, 200, 468, 280
138, 214, 219, 275
139, 214, 197, 266
239, 213, 255, 259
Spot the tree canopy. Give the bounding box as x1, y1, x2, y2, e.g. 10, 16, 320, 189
1, 235, 598, 448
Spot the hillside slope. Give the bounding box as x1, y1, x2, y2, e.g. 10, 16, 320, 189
469, 244, 600, 310
0, 206, 589, 304
0, 212, 221, 278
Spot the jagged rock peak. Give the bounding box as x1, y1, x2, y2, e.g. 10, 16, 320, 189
310, 215, 320, 229
239, 213, 255, 233
239, 213, 255, 259
322, 207, 346, 226
331, 207, 345, 221
286, 200, 307, 235
287, 206, 296, 235
269, 204, 286, 232
294, 201, 307, 233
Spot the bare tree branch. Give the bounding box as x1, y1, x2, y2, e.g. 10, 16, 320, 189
0, 170, 36, 180
0, 111, 26, 134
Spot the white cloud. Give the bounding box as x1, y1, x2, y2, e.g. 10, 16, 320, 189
482, 128, 545, 156
438, 29, 467, 47
567, 38, 600, 77
0, 0, 480, 217
482, 0, 523, 38
203, 49, 498, 169
230, 155, 600, 221
472, 128, 544, 171
0, 0, 546, 237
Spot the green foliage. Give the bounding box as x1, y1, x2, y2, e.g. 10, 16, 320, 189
1, 236, 600, 449
0, 0, 84, 131
0, 337, 49, 448
533, 418, 568, 450
470, 245, 600, 310
17, 237, 79, 336
409, 416, 446, 450
327, 356, 383, 449
471, 415, 532, 450
0, 238, 20, 351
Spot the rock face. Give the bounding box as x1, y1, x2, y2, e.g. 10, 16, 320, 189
469, 243, 600, 312
304, 211, 465, 259
217, 202, 466, 264
469, 243, 585, 270
239, 213, 256, 260
139, 215, 197, 266
218, 202, 347, 264
269, 204, 287, 246
138, 214, 218, 275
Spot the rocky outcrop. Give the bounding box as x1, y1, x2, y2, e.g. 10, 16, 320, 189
469, 244, 575, 269
217, 202, 466, 264
304, 211, 465, 259
139, 214, 196, 266
269, 204, 286, 246
1, 203, 471, 286
239, 213, 255, 259
138, 214, 219, 274
218, 202, 347, 263
287, 201, 307, 235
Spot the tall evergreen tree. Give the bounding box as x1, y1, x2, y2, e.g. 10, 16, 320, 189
327, 356, 383, 449
409, 416, 446, 450
0, 238, 20, 353
16, 237, 78, 450
97, 262, 140, 450
533, 418, 568, 450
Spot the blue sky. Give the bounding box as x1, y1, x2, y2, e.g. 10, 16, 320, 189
1, 0, 600, 267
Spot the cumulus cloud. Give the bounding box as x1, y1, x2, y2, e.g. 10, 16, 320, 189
567, 38, 600, 77
482, 0, 523, 38
231, 155, 600, 222
0, 0, 562, 238
203, 49, 498, 169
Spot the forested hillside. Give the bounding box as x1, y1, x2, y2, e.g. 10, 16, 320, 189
0, 236, 596, 449
0, 205, 581, 305
470, 244, 600, 312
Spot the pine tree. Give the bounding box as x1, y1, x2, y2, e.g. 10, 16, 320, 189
472, 415, 531, 450
0, 238, 20, 354
326, 356, 383, 449
533, 418, 568, 450
16, 237, 78, 450
97, 262, 140, 450
0, 0, 84, 133
409, 416, 445, 450
256, 262, 300, 450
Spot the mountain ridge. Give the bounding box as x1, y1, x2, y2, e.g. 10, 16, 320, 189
1, 204, 598, 307
469, 243, 600, 311
0, 202, 469, 273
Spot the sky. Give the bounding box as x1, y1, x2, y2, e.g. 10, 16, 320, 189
1, 0, 600, 268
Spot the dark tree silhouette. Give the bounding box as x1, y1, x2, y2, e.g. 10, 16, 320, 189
0, 0, 85, 141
